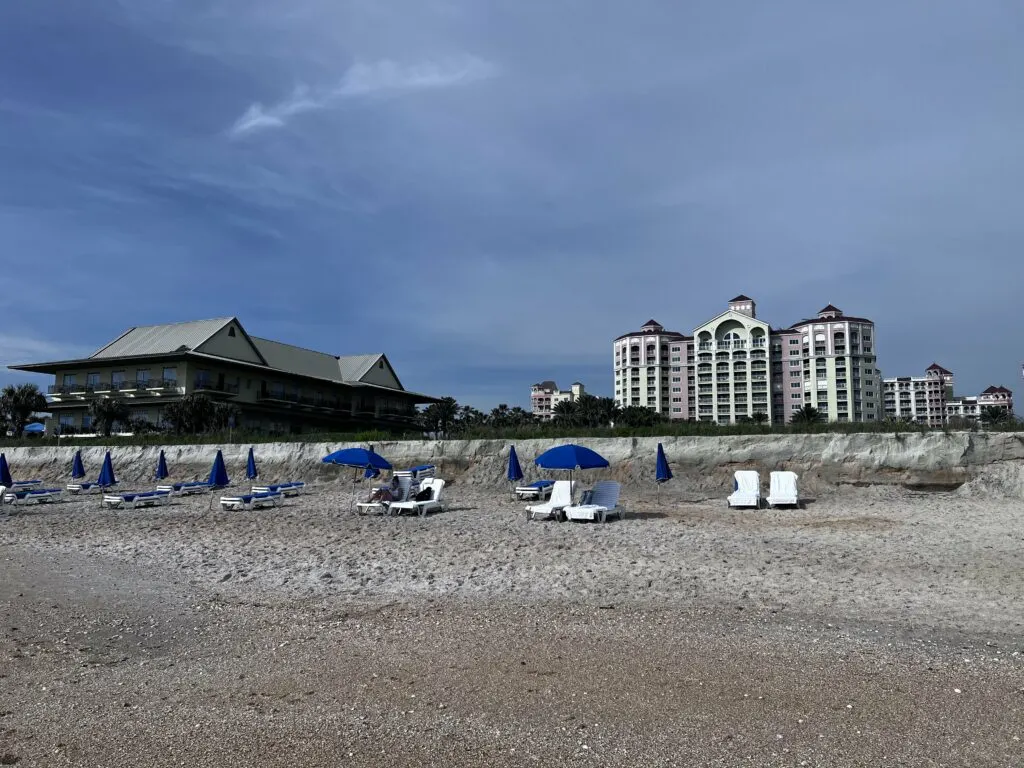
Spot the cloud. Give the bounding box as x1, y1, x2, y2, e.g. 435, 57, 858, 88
229, 56, 497, 136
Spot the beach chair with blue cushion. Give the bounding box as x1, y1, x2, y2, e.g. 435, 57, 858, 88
219, 491, 282, 511
67, 481, 111, 495
515, 479, 554, 501
251, 481, 305, 498
102, 490, 172, 509
563, 481, 623, 523
11, 479, 43, 489
157, 481, 213, 496
4, 487, 64, 505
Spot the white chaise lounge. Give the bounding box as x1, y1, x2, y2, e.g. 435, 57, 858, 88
251, 481, 305, 497
525, 480, 575, 521
67, 481, 111, 495
564, 480, 623, 523
219, 491, 282, 510
103, 490, 172, 509
4, 487, 64, 505
388, 478, 446, 517
157, 481, 213, 496
766, 471, 800, 508
727, 470, 761, 508
356, 476, 412, 515
515, 480, 554, 501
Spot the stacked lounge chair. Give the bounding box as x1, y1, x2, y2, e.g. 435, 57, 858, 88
515, 479, 554, 501
564, 480, 623, 523
251, 481, 305, 497
387, 478, 445, 517
219, 490, 282, 510
4, 487, 64, 505
525, 480, 575, 522
102, 490, 172, 509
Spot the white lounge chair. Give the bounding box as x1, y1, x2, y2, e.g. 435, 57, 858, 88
251, 481, 305, 497
103, 490, 172, 509
564, 481, 623, 523
387, 478, 445, 517
157, 481, 213, 496
727, 470, 761, 508
67, 481, 111, 495
356, 476, 412, 515
11, 480, 42, 489
4, 487, 64, 505
767, 471, 801, 508
219, 491, 282, 510
525, 480, 575, 521
515, 480, 554, 501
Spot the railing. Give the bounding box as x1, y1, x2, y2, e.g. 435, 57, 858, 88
194, 380, 240, 394
49, 379, 181, 395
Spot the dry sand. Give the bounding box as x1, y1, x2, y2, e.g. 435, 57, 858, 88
2, 479, 1023, 766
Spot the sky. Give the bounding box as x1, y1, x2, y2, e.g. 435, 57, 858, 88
1, 1, 1022, 409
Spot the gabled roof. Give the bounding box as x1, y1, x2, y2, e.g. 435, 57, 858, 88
337, 353, 389, 383
982, 385, 1013, 394
533, 380, 558, 390
729, 294, 753, 303
91, 317, 238, 359
818, 304, 842, 314
251, 337, 347, 382
926, 363, 953, 374
641, 319, 662, 327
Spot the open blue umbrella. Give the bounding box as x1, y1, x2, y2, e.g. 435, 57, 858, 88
535, 444, 609, 503
0, 454, 12, 487
97, 451, 116, 487
208, 450, 229, 488
323, 447, 392, 510
71, 450, 86, 480
656, 443, 672, 484
246, 447, 258, 480
155, 450, 169, 481
23, 423, 45, 434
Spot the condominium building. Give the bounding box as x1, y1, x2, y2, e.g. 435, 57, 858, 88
613, 297, 882, 424
612, 320, 692, 418
9, 317, 439, 434
945, 386, 1014, 423
882, 364, 954, 426
530, 381, 586, 420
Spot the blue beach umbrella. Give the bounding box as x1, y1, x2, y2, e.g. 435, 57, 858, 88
71, 450, 86, 480
507, 445, 524, 483
97, 451, 116, 487
23, 423, 45, 434
534, 444, 610, 503
0, 454, 12, 487
655, 443, 672, 484
322, 447, 392, 509
246, 447, 258, 481
154, 450, 168, 481
208, 450, 229, 488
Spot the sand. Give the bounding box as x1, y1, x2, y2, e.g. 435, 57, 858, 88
2, 480, 1023, 766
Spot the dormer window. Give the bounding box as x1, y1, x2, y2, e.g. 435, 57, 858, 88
228, 326, 236, 337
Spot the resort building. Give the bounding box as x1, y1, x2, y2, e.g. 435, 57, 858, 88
945, 386, 1014, 423
613, 297, 882, 424
882, 364, 954, 426
9, 317, 439, 435
530, 381, 586, 420
612, 320, 692, 419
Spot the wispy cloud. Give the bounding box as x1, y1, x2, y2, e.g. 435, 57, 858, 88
229, 56, 497, 137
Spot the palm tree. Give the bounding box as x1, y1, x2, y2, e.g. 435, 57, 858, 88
751, 412, 769, 425
89, 395, 131, 437
551, 400, 578, 426
0, 383, 48, 436
790, 405, 823, 425
980, 406, 1011, 428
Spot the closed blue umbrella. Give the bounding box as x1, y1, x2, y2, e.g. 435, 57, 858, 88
97, 451, 116, 487
208, 450, 229, 488
155, 450, 169, 481
246, 447, 258, 481
507, 445, 524, 483
656, 443, 672, 484
0, 454, 12, 487
534, 444, 609, 504
71, 450, 86, 480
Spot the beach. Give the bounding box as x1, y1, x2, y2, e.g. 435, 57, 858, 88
2, 481, 1023, 766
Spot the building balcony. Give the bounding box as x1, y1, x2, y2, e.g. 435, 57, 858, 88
194, 380, 240, 396
48, 379, 183, 397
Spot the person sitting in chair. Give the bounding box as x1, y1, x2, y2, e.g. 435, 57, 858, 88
368, 475, 401, 503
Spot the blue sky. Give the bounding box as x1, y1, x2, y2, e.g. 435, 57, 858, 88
1, 1, 1022, 409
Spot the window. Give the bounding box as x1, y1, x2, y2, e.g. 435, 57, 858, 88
671, 357, 680, 363
672, 377, 681, 382
789, 361, 800, 368
112, 370, 126, 388
59, 413, 75, 429
228, 326, 236, 337
87, 372, 100, 388
672, 387, 681, 392
672, 407, 682, 413
789, 339, 799, 345
195, 369, 211, 386
136, 369, 150, 384
672, 367, 681, 372
790, 382, 800, 388
791, 394, 801, 399
163, 367, 177, 382
789, 349, 800, 356
81, 415, 93, 431
62, 373, 77, 386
